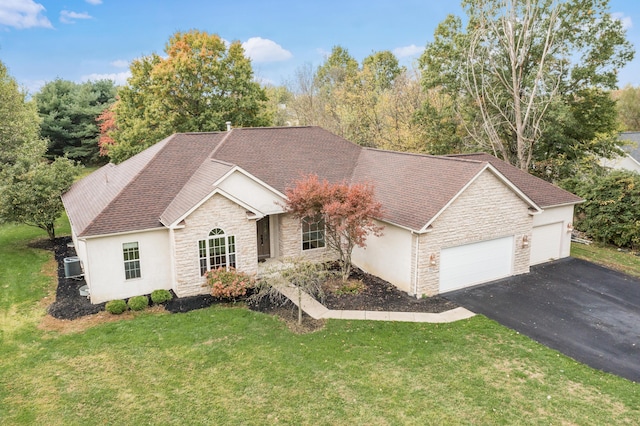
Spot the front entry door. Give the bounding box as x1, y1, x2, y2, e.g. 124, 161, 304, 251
256, 216, 270, 261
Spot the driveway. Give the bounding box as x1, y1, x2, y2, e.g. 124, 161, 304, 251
445, 258, 640, 382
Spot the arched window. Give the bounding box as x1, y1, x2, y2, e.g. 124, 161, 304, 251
198, 228, 236, 275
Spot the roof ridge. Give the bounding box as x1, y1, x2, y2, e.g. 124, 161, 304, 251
362, 147, 485, 164
230, 125, 315, 131
209, 128, 235, 158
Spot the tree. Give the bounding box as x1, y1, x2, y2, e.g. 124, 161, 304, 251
250, 259, 332, 325
0, 157, 80, 240
286, 49, 429, 150
570, 170, 640, 249
614, 85, 640, 131
34, 79, 117, 165
284, 174, 383, 281
263, 85, 295, 126
420, 0, 633, 174
533, 87, 622, 181
285, 63, 322, 127
104, 30, 271, 163
313, 46, 362, 143
0, 60, 80, 240
0, 60, 43, 171
97, 105, 117, 156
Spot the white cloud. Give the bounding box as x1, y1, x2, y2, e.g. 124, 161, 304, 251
86, 0, 103, 4
242, 37, 292, 63
60, 10, 92, 24
0, 0, 52, 29
110, 59, 129, 68
612, 12, 632, 30
393, 44, 424, 58
20, 78, 47, 97
81, 71, 131, 86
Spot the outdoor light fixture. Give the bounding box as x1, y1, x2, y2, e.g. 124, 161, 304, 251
429, 253, 437, 266
567, 223, 574, 232
522, 235, 529, 248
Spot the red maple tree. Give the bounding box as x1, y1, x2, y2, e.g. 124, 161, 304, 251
96, 105, 117, 157
285, 174, 383, 281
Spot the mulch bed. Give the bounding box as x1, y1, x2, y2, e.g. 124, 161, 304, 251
322, 266, 458, 313
45, 237, 105, 320
44, 239, 457, 320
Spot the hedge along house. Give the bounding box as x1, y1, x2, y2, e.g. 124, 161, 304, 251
62, 126, 582, 304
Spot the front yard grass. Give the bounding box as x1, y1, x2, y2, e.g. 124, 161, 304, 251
571, 242, 640, 278
1, 223, 639, 425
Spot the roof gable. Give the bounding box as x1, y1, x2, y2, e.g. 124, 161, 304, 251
421, 164, 541, 231
449, 153, 583, 208
351, 149, 488, 230
160, 159, 234, 226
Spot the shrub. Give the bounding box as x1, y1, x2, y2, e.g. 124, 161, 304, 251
127, 295, 148, 311
105, 299, 127, 314
249, 259, 334, 325
571, 170, 640, 249
335, 279, 365, 295
151, 289, 173, 304
205, 267, 254, 301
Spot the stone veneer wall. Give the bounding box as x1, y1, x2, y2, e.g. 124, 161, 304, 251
173, 194, 258, 297
278, 213, 335, 262
416, 170, 532, 296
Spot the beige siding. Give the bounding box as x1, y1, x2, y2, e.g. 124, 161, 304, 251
173, 193, 258, 297
278, 213, 335, 263
352, 220, 412, 293
532, 204, 575, 262
416, 170, 532, 296
83, 229, 172, 304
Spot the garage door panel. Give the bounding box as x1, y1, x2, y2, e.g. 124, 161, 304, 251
440, 236, 514, 293
531, 222, 562, 265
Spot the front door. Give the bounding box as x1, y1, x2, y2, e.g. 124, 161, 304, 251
256, 216, 270, 261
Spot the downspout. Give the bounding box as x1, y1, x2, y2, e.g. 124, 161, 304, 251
168, 227, 178, 294
413, 231, 420, 297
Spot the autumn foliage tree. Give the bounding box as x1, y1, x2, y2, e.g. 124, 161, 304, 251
285, 174, 383, 281
97, 106, 117, 156
104, 30, 270, 163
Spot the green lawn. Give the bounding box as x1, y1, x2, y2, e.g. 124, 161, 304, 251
571, 242, 640, 278
1, 223, 639, 425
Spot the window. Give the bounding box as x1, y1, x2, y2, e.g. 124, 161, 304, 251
199, 228, 236, 275
123, 242, 141, 279
302, 215, 325, 250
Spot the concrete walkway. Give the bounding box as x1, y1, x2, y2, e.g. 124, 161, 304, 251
275, 284, 475, 323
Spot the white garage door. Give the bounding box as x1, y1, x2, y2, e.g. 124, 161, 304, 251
440, 236, 514, 293
530, 222, 562, 265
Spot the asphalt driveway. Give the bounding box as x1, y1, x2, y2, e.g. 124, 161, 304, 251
445, 257, 640, 382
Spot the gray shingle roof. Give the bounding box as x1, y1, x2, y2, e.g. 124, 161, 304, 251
619, 132, 640, 162
352, 149, 486, 230
448, 153, 583, 207
62, 126, 582, 238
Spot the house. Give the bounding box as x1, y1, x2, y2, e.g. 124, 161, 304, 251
600, 131, 640, 173
62, 126, 582, 304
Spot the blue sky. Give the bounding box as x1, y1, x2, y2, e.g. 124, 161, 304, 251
0, 0, 638, 95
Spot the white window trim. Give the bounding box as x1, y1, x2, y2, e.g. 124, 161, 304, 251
301, 215, 326, 251
123, 241, 141, 280
198, 228, 237, 275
